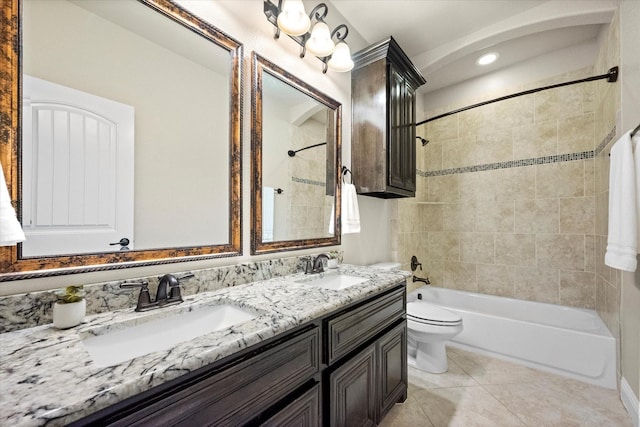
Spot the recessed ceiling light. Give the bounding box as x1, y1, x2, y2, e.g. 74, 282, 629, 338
476, 53, 498, 66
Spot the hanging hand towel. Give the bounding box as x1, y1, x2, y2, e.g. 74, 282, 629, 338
0, 162, 26, 246
342, 183, 361, 234
604, 130, 638, 272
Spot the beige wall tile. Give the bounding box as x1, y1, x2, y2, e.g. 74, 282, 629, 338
443, 202, 476, 232
422, 258, 445, 287
423, 141, 443, 172
504, 166, 536, 201
515, 199, 559, 233
495, 233, 536, 266
560, 270, 596, 309
428, 232, 460, 261
477, 264, 515, 297
475, 200, 514, 232
494, 94, 534, 130
459, 104, 494, 137
514, 266, 559, 304
558, 113, 595, 154
398, 202, 422, 233
443, 137, 476, 169
584, 158, 595, 197
421, 203, 443, 231
460, 170, 498, 202
560, 197, 595, 234
536, 161, 585, 198
585, 235, 596, 272
595, 192, 609, 236
460, 233, 495, 264
444, 261, 477, 291
427, 175, 459, 203
512, 120, 557, 159
537, 234, 585, 270
474, 129, 513, 164
535, 84, 583, 122
596, 273, 607, 315
427, 114, 458, 141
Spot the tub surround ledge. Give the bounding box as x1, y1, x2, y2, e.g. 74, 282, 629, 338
0, 264, 409, 427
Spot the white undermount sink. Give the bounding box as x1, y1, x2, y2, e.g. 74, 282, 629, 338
81, 304, 257, 367
296, 273, 368, 290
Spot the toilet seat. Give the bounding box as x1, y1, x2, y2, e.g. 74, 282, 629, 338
407, 302, 462, 326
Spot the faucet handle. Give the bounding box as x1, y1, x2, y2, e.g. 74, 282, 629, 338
120, 280, 151, 310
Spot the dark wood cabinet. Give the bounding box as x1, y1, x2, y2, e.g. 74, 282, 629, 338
351, 36, 425, 198
262, 383, 321, 427
329, 345, 377, 427
324, 286, 407, 426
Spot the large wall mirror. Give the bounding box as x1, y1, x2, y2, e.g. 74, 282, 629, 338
251, 53, 341, 254
0, 0, 243, 281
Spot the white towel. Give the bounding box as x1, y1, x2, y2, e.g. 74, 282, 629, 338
604, 130, 639, 272
0, 162, 26, 246
262, 187, 275, 242
328, 183, 361, 235
342, 183, 361, 234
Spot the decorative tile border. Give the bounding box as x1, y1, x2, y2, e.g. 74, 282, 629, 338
418, 126, 617, 178
292, 176, 326, 187
595, 126, 617, 157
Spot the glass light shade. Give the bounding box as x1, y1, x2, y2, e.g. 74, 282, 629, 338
277, 0, 310, 36
305, 22, 335, 57
328, 42, 354, 72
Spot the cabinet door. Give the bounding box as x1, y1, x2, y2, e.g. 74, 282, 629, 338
376, 321, 408, 422
387, 63, 405, 190
402, 83, 416, 192
329, 345, 376, 427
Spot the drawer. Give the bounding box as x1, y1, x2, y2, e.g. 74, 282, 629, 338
261, 382, 320, 427
326, 286, 405, 365
110, 326, 320, 427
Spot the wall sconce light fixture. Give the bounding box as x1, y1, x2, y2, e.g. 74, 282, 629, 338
264, 0, 354, 73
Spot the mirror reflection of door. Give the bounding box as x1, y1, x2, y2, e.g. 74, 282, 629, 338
22, 75, 134, 257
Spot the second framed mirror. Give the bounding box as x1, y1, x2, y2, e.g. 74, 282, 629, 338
251, 52, 341, 254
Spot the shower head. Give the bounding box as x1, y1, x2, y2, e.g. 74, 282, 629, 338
416, 136, 429, 146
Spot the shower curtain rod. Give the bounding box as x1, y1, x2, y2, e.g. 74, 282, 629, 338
417, 66, 619, 126
287, 142, 327, 157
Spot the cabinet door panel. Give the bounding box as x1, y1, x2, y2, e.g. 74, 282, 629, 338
388, 64, 405, 190
329, 345, 376, 427
377, 321, 408, 422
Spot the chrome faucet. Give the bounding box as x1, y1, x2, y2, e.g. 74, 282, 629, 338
306, 253, 330, 274
120, 272, 194, 312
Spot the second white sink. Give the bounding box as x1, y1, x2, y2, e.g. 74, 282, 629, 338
81, 303, 257, 367
296, 273, 368, 290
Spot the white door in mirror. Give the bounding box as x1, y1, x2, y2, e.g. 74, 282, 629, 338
22, 75, 135, 256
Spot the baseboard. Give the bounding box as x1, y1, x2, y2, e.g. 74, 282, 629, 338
621, 377, 639, 427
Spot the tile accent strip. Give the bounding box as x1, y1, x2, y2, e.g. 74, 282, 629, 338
418, 126, 617, 178
292, 176, 326, 187
595, 126, 617, 157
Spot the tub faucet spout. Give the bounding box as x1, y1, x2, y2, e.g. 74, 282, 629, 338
413, 275, 430, 285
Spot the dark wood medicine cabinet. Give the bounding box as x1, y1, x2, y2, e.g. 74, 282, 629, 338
351, 36, 426, 198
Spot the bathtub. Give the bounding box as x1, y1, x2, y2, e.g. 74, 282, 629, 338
408, 286, 616, 389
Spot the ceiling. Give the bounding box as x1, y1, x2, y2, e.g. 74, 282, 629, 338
329, 0, 617, 93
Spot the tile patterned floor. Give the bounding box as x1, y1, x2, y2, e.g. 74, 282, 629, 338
380, 347, 633, 427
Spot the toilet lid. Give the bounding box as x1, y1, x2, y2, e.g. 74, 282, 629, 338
407, 301, 462, 325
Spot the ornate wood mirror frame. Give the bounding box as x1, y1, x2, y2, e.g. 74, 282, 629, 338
0, 0, 243, 281
250, 52, 341, 254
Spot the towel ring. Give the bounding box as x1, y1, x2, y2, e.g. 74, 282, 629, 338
341, 166, 354, 185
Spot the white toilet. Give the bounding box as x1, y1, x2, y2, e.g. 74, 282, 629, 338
368, 262, 463, 374
406, 300, 463, 373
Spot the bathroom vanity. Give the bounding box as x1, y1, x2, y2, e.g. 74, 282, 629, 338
0, 265, 409, 426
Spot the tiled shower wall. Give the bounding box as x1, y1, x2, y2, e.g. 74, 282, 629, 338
394, 68, 604, 308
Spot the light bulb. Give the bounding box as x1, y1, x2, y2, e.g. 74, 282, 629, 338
277, 0, 310, 36
305, 22, 335, 57
328, 42, 354, 72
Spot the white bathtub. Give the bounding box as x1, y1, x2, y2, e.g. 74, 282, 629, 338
409, 286, 616, 389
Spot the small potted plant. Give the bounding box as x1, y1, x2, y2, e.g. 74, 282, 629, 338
52, 285, 86, 329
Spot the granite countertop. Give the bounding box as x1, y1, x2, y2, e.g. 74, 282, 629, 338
0, 265, 409, 426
